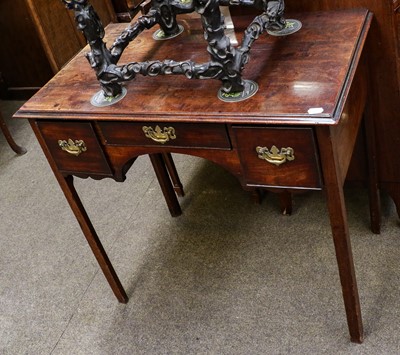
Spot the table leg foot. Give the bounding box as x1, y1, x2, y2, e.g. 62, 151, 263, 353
279, 191, 293, 215
351, 334, 364, 344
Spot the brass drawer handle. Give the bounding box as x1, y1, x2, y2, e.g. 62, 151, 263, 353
58, 139, 87, 156
256, 145, 295, 166
142, 125, 176, 144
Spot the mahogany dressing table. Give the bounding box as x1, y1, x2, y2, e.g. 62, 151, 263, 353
15, 9, 380, 343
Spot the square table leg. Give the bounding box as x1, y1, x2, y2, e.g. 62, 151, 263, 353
149, 153, 182, 217
316, 126, 363, 343
162, 152, 185, 197
62, 175, 129, 303
30, 121, 128, 303
364, 111, 381, 234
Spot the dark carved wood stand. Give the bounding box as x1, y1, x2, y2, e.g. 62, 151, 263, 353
61, 0, 292, 102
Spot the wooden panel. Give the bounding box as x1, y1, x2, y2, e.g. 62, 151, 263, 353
0, 0, 54, 95
91, 0, 116, 23
99, 121, 231, 149
36, 121, 113, 176
111, 0, 141, 21
26, 0, 85, 72
233, 127, 322, 189
0, 0, 116, 99
111, 0, 131, 13
26, 0, 115, 73
396, 3, 400, 87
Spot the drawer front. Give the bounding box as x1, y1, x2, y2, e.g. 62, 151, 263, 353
98, 122, 231, 149
37, 121, 112, 176
233, 127, 321, 189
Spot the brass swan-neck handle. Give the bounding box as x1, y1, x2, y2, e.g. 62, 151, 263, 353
142, 125, 176, 144
58, 139, 87, 156
256, 145, 295, 166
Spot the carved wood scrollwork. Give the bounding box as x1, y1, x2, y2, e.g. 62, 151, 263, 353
60, 0, 291, 101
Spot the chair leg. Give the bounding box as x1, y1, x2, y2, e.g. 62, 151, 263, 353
0, 111, 27, 155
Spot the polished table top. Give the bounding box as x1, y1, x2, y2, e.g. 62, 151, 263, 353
15, 9, 370, 125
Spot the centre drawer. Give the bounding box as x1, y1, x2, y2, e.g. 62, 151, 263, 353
233, 126, 322, 189
98, 121, 231, 149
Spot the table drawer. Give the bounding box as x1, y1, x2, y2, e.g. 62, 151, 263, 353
98, 121, 231, 149
36, 121, 113, 176
233, 127, 322, 189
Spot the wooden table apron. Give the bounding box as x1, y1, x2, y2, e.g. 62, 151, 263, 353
15, 9, 379, 343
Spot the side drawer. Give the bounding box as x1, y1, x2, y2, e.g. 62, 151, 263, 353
98, 121, 231, 149
36, 121, 113, 176
233, 126, 322, 189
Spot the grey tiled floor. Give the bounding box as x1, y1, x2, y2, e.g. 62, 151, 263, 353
1, 101, 400, 354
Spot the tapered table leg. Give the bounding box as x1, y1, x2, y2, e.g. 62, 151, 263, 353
162, 153, 184, 197
150, 153, 182, 217
30, 121, 127, 303
279, 191, 293, 215
363, 112, 381, 234
317, 126, 363, 343
0, 111, 27, 155
63, 175, 128, 303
